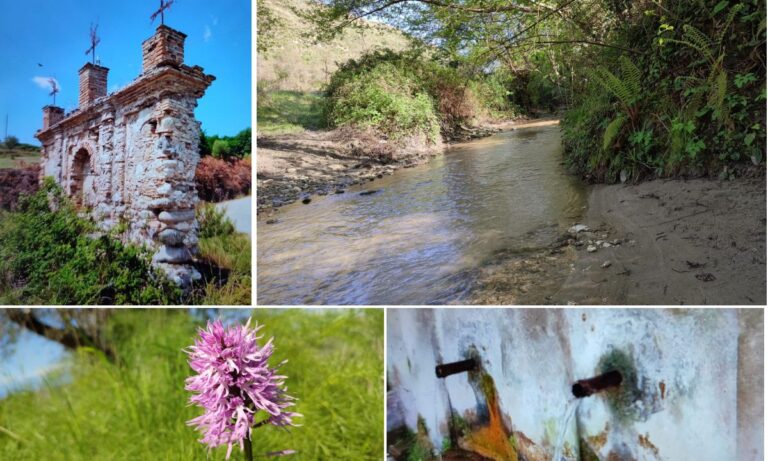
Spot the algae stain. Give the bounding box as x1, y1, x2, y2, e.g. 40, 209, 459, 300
597, 348, 642, 424
461, 353, 518, 461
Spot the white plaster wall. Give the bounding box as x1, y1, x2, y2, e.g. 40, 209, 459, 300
387, 308, 763, 461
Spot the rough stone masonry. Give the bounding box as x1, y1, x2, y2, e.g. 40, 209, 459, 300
35, 25, 215, 286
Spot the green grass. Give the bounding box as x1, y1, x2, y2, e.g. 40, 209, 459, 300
257, 90, 325, 135
0, 150, 40, 169
198, 232, 252, 305
0, 309, 384, 460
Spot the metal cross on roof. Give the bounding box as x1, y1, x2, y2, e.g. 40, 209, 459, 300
48, 78, 59, 106
150, 0, 175, 26
85, 23, 101, 65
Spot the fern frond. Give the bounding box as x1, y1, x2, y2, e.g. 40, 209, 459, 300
619, 56, 641, 98
603, 115, 626, 150
590, 67, 634, 107
682, 25, 714, 62
708, 70, 729, 121
716, 4, 743, 49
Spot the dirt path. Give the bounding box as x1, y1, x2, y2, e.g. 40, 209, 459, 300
551, 178, 766, 305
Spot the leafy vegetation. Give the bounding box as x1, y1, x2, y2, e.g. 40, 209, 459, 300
200, 127, 251, 160
0, 308, 384, 460
561, 0, 765, 182
324, 49, 519, 142
0, 179, 180, 305
0, 180, 250, 305
195, 156, 251, 202
297, 0, 764, 182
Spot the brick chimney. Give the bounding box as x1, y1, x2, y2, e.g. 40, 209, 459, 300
142, 25, 186, 73
42, 105, 65, 130
79, 63, 109, 107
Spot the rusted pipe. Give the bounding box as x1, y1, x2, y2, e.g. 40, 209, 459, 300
436, 358, 478, 378
572, 370, 623, 398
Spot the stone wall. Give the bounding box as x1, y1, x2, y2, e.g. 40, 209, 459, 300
36, 25, 214, 286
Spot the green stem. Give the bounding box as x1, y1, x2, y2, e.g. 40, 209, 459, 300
244, 436, 253, 461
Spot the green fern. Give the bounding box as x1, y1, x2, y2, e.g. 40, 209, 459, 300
716, 4, 743, 48
619, 56, 642, 96
603, 115, 626, 150
589, 57, 641, 109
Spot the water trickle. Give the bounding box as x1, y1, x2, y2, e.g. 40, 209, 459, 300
552, 398, 580, 461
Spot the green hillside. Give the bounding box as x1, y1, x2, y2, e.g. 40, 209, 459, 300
257, 0, 410, 92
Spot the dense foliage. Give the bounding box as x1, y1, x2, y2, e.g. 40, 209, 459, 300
0, 309, 384, 460
0, 179, 180, 305
324, 50, 518, 142
561, 0, 766, 182
304, 0, 765, 182
195, 156, 252, 202
200, 127, 251, 160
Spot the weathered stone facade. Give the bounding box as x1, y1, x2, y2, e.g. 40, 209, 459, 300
36, 25, 215, 286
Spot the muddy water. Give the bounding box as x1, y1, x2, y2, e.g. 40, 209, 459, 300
257, 124, 586, 305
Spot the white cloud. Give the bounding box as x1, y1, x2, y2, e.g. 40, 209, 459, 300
32, 76, 60, 92
203, 25, 212, 42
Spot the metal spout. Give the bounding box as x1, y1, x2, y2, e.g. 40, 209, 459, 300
436, 358, 478, 378
572, 370, 623, 398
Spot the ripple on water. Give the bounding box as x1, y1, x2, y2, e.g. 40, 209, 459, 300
257, 125, 586, 305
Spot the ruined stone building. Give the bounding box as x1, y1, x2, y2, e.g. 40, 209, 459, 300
36, 25, 215, 286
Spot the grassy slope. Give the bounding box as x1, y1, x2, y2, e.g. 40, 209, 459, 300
0, 149, 40, 169
258, 0, 410, 92
0, 309, 384, 460
257, 0, 410, 135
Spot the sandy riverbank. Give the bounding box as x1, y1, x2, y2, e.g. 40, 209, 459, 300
474, 177, 766, 305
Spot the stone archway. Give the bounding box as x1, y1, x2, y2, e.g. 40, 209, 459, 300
71, 147, 93, 207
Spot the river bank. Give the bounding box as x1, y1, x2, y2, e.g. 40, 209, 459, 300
256, 119, 529, 214
257, 120, 765, 305
473, 176, 766, 305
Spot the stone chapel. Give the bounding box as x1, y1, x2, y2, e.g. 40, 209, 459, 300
35, 25, 215, 286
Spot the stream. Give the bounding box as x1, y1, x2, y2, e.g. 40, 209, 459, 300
257, 123, 586, 305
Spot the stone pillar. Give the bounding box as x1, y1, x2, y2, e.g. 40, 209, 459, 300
79, 63, 109, 107
141, 25, 186, 73
42, 105, 64, 130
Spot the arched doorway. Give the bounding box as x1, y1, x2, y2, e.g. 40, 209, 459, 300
71, 148, 93, 207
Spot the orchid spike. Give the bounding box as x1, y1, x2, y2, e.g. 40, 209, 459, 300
185, 318, 301, 459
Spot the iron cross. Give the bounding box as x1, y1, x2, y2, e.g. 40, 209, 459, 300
48, 78, 59, 106
85, 23, 100, 65
151, 0, 175, 26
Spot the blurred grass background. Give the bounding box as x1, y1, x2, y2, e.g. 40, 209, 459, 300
0, 308, 383, 460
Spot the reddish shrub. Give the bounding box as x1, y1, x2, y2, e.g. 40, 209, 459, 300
0, 166, 40, 210
196, 156, 251, 202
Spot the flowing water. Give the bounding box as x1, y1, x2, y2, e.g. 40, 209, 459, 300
552, 398, 580, 461
257, 124, 586, 305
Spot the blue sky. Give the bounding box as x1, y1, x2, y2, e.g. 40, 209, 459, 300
0, 0, 251, 145
0, 330, 68, 398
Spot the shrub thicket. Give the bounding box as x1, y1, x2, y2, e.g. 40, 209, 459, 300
0, 178, 180, 305
562, 0, 765, 182
195, 156, 251, 202
324, 50, 519, 142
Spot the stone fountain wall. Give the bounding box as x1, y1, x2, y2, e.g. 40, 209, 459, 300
36, 26, 214, 286
387, 309, 763, 461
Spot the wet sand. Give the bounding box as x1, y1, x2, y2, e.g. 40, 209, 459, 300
554, 178, 766, 305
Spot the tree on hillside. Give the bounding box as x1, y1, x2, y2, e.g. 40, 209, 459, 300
4, 135, 19, 150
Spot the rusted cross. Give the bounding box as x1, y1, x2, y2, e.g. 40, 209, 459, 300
150, 0, 175, 26
48, 78, 59, 105
85, 23, 100, 65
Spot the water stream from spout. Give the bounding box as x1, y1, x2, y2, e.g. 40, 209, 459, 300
552, 398, 580, 461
